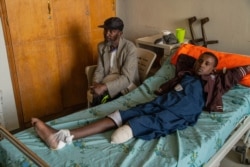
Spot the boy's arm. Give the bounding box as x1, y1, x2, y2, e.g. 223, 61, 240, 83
155, 54, 196, 95
154, 77, 180, 95
220, 65, 250, 92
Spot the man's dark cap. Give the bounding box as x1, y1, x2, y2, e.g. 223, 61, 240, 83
98, 17, 124, 31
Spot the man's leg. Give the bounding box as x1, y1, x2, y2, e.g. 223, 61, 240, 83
31, 117, 117, 149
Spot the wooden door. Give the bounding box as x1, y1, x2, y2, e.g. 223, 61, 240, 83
2, 0, 64, 125
0, 0, 115, 128
89, 0, 116, 62
52, 0, 91, 108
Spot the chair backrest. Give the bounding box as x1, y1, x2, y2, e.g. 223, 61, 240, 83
85, 48, 156, 87
136, 47, 157, 82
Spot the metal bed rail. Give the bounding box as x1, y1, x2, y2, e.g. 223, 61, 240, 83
0, 125, 49, 167
204, 115, 250, 167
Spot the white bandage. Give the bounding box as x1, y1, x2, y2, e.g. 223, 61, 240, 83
111, 125, 133, 144
49, 129, 74, 150
107, 110, 122, 127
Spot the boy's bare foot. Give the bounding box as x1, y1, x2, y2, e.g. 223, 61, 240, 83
31, 118, 59, 149
31, 118, 74, 150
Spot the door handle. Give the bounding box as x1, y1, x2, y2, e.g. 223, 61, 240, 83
48, 0, 51, 19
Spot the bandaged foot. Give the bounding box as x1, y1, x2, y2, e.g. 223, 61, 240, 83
31, 118, 74, 150
111, 124, 133, 144
47, 129, 74, 150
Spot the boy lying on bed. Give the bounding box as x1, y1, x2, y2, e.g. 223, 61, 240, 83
32, 52, 250, 150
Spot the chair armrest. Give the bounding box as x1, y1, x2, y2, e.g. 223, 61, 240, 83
85, 65, 97, 86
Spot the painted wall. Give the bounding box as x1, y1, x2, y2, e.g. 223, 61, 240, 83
117, 0, 250, 55
0, 20, 19, 131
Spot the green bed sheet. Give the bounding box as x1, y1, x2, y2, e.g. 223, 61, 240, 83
1, 58, 250, 167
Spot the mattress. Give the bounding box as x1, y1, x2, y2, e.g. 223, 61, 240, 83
1, 57, 250, 167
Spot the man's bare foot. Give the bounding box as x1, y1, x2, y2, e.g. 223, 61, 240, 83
31, 118, 59, 149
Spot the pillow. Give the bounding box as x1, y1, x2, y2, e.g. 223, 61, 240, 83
171, 44, 250, 87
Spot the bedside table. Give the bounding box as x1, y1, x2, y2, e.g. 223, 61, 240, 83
136, 34, 189, 68
136, 34, 183, 55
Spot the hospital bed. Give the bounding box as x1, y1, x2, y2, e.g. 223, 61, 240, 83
1, 44, 250, 167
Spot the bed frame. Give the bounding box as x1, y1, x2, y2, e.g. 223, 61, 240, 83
205, 116, 250, 166
1, 117, 250, 167
0, 125, 49, 166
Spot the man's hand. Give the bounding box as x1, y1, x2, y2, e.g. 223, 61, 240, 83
90, 83, 108, 96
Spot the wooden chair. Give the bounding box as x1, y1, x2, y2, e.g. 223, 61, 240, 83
85, 47, 156, 107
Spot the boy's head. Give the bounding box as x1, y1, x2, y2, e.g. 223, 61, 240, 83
193, 52, 218, 76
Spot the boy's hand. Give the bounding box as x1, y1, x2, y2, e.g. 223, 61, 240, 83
154, 88, 163, 95
246, 65, 250, 73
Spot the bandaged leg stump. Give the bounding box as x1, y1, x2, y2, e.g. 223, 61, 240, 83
111, 125, 133, 144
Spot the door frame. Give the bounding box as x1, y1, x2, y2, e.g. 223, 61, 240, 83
0, 0, 24, 129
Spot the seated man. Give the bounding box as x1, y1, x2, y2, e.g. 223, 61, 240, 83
90, 17, 140, 106
32, 52, 250, 150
